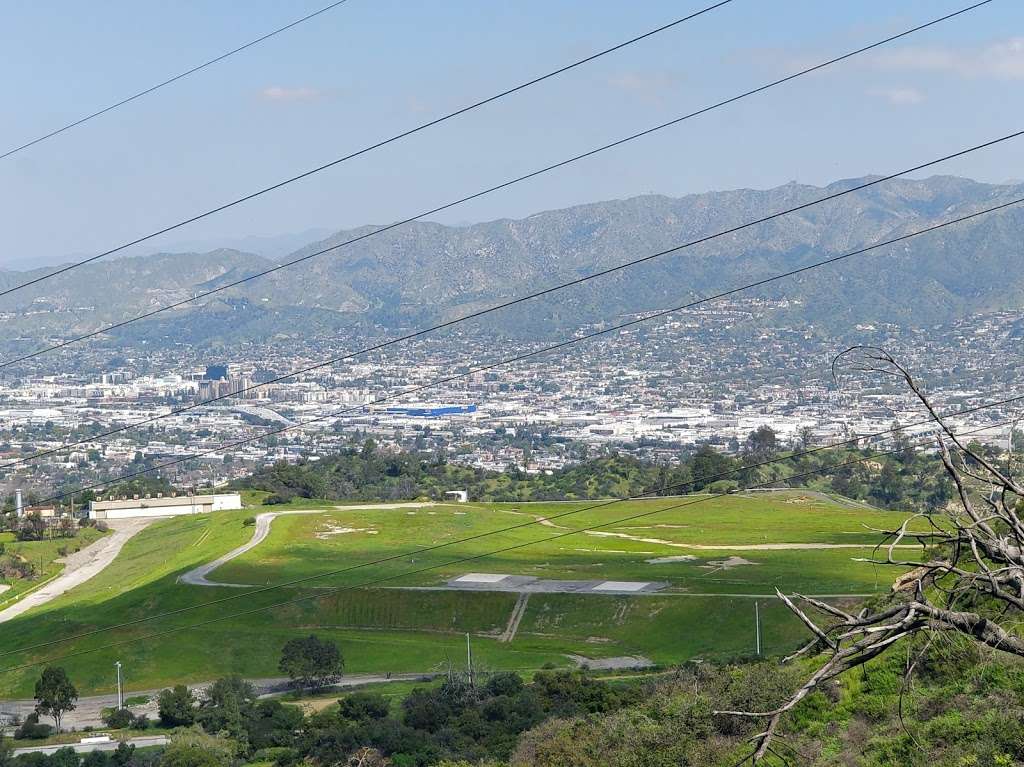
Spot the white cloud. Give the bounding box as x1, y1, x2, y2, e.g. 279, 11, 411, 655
259, 85, 323, 102
745, 37, 1024, 82
607, 71, 678, 100
867, 86, 925, 106
871, 38, 1024, 80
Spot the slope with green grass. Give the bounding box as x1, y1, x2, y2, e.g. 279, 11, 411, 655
0, 527, 108, 606
0, 492, 914, 697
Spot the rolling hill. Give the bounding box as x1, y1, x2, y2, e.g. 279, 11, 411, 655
2, 174, 1022, 348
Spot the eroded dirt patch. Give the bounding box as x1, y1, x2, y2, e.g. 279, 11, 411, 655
700, 556, 759, 572
315, 523, 379, 539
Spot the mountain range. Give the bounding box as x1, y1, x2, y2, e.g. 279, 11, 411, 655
2, 174, 1022, 349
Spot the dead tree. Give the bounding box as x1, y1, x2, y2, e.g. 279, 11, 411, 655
717, 347, 1024, 763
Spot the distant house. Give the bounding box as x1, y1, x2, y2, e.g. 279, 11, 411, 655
89, 493, 242, 520
25, 507, 58, 519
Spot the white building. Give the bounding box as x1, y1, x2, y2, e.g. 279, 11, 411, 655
89, 493, 242, 520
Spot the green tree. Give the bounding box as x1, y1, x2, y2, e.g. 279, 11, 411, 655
278, 634, 344, 692
15, 514, 46, 542
34, 667, 77, 731
690, 445, 735, 490
0, 733, 11, 767
796, 426, 815, 451
160, 729, 236, 767
157, 684, 196, 727
101, 708, 132, 729
744, 425, 779, 460
81, 750, 108, 767
110, 742, 135, 767
197, 676, 256, 744
338, 692, 390, 722
47, 748, 79, 767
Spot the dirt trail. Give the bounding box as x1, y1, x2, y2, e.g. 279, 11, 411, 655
0, 519, 153, 624
567, 654, 653, 670
584, 530, 917, 551
492, 507, 904, 551
493, 508, 570, 529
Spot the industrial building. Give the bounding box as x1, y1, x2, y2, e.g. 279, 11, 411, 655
380, 403, 477, 418
89, 493, 242, 520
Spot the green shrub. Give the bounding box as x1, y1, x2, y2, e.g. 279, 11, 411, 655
101, 707, 133, 729
262, 494, 292, 506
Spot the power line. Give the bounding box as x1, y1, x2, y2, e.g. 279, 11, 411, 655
7, 169, 1024, 475
0, 0, 1009, 653
0, 0, 995, 370
1, 390, 1015, 661
3, 415, 1012, 676
17, 194, 1024, 504
1, 1, 355, 162
0, 1, 733, 300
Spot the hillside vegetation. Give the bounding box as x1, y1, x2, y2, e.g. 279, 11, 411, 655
513, 641, 1024, 767
0, 489, 915, 697
3, 175, 1024, 347
7, 645, 1021, 767
235, 437, 953, 511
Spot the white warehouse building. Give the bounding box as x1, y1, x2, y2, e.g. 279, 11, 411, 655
89, 493, 242, 520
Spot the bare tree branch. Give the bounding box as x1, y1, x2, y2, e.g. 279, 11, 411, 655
719, 352, 1024, 762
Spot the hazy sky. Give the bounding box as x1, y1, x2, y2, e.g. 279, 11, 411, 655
2, 0, 1022, 267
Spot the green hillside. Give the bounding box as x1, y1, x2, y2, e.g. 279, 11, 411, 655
0, 492, 915, 697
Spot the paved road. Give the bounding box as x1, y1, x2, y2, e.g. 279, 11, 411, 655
13, 736, 168, 756
395, 585, 873, 598
179, 503, 438, 588
178, 511, 320, 587
0, 673, 439, 730
0, 519, 154, 624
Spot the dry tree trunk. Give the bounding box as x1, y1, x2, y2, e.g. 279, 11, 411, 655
716, 347, 1024, 764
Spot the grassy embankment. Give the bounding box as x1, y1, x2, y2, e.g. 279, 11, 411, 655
0, 491, 919, 697
0, 526, 108, 606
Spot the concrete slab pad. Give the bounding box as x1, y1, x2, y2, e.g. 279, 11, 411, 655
592, 581, 651, 592
454, 573, 513, 584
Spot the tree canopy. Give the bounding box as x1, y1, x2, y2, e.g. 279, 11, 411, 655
279, 635, 344, 692
34, 667, 77, 731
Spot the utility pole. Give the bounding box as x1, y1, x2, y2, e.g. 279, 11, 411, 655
754, 602, 762, 657
465, 633, 474, 687
115, 661, 123, 709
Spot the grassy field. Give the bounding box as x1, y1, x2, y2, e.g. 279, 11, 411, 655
218, 493, 911, 594
0, 492, 916, 697
0, 527, 108, 606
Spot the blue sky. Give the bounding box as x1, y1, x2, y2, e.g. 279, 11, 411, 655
1, 0, 1022, 267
